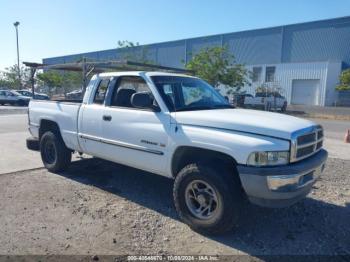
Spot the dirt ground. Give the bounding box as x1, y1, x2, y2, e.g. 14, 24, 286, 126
0, 157, 349, 259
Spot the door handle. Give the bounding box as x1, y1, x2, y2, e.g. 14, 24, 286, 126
103, 115, 112, 121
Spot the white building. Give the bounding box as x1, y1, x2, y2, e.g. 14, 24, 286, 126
243, 61, 342, 106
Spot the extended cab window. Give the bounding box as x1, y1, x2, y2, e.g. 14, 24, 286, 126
93, 79, 110, 104
111, 76, 153, 108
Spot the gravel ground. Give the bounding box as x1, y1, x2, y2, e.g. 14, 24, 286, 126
0, 157, 349, 257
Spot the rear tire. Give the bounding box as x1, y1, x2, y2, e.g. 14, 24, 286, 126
173, 163, 243, 235
40, 131, 71, 172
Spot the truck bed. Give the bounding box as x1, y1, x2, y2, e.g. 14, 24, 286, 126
28, 100, 82, 152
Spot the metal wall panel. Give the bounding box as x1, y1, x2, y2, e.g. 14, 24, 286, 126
337, 91, 350, 106
281, 18, 350, 66
62, 54, 84, 63
41, 17, 350, 107
223, 28, 283, 65
325, 62, 342, 105
43, 17, 350, 70
97, 49, 118, 60
186, 35, 222, 61
43, 56, 65, 64
155, 40, 186, 68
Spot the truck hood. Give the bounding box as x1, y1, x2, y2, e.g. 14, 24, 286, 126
173, 109, 316, 140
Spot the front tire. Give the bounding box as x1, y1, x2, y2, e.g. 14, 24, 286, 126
40, 131, 71, 172
173, 163, 243, 235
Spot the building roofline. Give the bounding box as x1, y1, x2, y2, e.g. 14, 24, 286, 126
43, 15, 350, 61
144, 15, 350, 45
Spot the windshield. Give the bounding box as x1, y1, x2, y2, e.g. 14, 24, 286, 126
10, 91, 22, 96
18, 90, 31, 96
151, 76, 232, 112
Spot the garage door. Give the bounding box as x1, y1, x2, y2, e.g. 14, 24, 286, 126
291, 79, 320, 105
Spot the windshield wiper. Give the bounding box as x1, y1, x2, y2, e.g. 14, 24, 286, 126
213, 104, 235, 109
176, 106, 214, 112
175, 104, 234, 112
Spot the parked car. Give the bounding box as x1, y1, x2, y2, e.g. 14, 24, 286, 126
17, 90, 49, 100
0, 90, 31, 106
244, 91, 287, 111
26, 72, 327, 234
66, 89, 83, 99
232, 93, 254, 107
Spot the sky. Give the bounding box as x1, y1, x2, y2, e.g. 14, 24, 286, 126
1, 0, 350, 70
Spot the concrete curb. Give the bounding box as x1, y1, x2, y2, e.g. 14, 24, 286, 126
0, 108, 28, 115
0, 167, 44, 176
287, 113, 350, 121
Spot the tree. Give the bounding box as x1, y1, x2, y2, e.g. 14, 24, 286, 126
61, 71, 83, 90
117, 40, 155, 64
0, 64, 31, 89
36, 70, 83, 96
336, 69, 350, 91
36, 71, 63, 89
0, 78, 12, 88
186, 46, 250, 92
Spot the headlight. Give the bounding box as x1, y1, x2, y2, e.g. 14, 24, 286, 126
247, 151, 290, 166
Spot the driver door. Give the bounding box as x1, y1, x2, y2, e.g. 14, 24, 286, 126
5, 91, 17, 104
99, 76, 170, 175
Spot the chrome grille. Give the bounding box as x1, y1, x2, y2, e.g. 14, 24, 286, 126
296, 145, 315, 158
297, 133, 316, 145
291, 125, 324, 162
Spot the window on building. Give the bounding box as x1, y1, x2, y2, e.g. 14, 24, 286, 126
93, 78, 110, 104
265, 66, 276, 82
252, 67, 262, 82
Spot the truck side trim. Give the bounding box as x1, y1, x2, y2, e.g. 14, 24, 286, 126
79, 133, 164, 156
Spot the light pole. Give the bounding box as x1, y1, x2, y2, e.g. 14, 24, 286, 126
13, 21, 21, 88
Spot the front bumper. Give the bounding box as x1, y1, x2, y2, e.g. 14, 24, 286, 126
237, 149, 328, 208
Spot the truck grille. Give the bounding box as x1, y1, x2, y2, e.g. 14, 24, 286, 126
291, 126, 324, 162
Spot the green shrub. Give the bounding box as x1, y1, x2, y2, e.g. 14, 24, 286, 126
336, 69, 350, 91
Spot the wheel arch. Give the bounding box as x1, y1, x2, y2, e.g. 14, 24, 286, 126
39, 119, 62, 140
171, 146, 240, 180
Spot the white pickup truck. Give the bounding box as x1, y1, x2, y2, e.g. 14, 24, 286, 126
27, 71, 327, 234
244, 92, 288, 111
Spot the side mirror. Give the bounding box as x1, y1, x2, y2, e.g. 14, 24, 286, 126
131, 92, 160, 112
